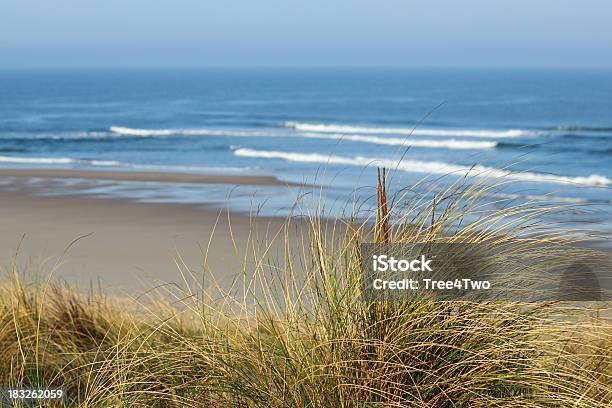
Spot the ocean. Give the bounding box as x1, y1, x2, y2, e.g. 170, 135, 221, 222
0, 67, 610, 229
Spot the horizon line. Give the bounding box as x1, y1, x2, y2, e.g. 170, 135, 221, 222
2, 63, 612, 70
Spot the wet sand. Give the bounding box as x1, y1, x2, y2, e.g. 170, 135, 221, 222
0, 168, 291, 186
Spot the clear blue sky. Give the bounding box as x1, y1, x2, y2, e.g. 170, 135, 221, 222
1, 0, 611, 68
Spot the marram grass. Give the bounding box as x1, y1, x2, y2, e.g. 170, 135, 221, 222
0, 173, 610, 407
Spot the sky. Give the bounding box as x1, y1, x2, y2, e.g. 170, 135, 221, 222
1, 0, 611, 68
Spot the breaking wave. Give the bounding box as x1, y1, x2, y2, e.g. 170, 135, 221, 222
302, 132, 497, 149
109, 126, 273, 137
109, 126, 497, 149
0, 156, 121, 166
284, 122, 539, 138
233, 148, 611, 187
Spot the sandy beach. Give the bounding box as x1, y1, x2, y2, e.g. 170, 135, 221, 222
0, 169, 307, 296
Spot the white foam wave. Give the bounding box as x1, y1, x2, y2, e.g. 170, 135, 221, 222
88, 160, 123, 166
0, 155, 124, 166
110, 126, 271, 137
0, 156, 76, 164
233, 148, 611, 187
302, 132, 496, 149
285, 122, 537, 138
110, 126, 497, 150
0, 155, 251, 174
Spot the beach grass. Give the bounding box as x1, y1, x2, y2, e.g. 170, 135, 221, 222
0, 171, 610, 407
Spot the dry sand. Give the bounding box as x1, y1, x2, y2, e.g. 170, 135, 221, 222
0, 169, 313, 297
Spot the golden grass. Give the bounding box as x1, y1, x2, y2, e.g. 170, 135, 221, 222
0, 171, 610, 407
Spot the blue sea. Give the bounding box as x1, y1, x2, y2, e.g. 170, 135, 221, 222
0, 67, 611, 230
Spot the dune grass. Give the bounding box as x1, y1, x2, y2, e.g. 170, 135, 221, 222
0, 171, 610, 407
